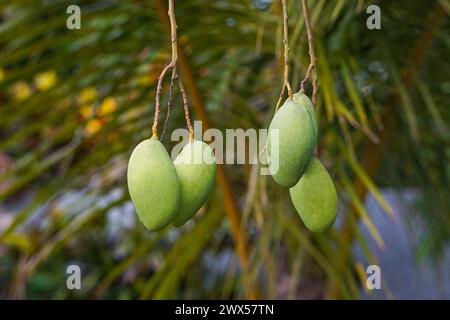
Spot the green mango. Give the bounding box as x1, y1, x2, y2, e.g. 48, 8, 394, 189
268, 99, 316, 187
127, 137, 180, 231
289, 157, 338, 233
172, 139, 216, 226
293, 91, 318, 139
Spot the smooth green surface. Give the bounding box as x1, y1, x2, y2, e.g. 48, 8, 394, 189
268, 99, 316, 187
293, 91, 318, 139
289, 157, 338, 233
127, 137, 180, 231
173, 140, 216, 226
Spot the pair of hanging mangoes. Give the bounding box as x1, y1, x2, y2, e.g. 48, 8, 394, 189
127, 91, 337, 233
127, 137, 216, 231
267, 91, 338, 233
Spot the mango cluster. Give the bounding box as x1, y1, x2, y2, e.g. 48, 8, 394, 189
127, 137, 216, 231
268, 92, 338, 233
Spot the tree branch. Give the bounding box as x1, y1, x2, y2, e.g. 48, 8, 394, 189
160, 69, 176, 140
275, 0, 293, 112
152, 0, 192, 138
152, 63, 173, 138
177, 75, 193, 139
300, 0, 317, 105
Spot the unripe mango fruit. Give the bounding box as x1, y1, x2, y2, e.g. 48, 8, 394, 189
289, 157, 338, 233
268, 99, 316, 187
293, 91, 318, 139
172, 140, 216, 226
127, 137, 180, 231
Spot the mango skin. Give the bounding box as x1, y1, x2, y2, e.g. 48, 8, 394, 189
172, 140, 216, 226
293, 91, 318, 139
127, 137, 180, 231
268, 99, 316, 187
289, 157, 338, 233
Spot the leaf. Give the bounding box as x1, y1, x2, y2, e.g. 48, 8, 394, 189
339, 170, 385, 248
2, 233, 31, 253
348, 155, 395, 219
416, 78, 449, 138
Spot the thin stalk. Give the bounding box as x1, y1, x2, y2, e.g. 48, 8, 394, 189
161, 68, 176, 139
300, 0, 318, 105
152, 0, 193, 138
275, 0, 294, 112
177, 76, 194, 140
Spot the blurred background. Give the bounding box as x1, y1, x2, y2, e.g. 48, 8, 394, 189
0, 0, 449, 299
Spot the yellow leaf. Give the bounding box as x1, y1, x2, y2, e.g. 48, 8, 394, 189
340, 172, 385, 248
156, 50, 170, 60
137, 74, 156, 86
0, 67, 5, 82
3, 233, 30, 253
78, 87, 97, 104
348, 155, 395, 218
34, 70, 57, 91
98, 97, 117, 116
80, 104, 95, 119
179, 35, 189, 45
11, 81, 32, 101
85, 119, 102, 136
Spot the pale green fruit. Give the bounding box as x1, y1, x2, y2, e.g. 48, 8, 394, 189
293, 91, 318, 139
172, 139, 216, 226
289, 157, 338, 233
127, 137, 180, 231
268, 99, 316, 187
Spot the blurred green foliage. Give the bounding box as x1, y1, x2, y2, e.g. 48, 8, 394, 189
0, 0, 449, 299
